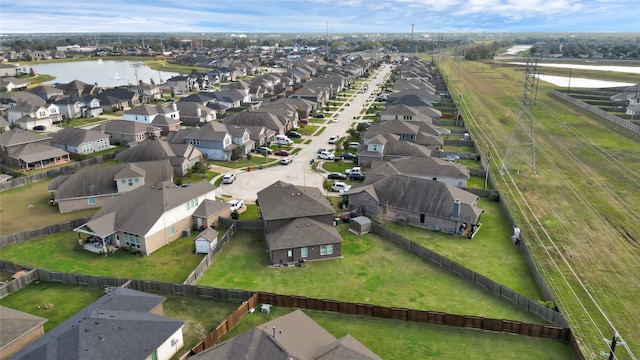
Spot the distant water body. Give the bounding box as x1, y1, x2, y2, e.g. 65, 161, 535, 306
27, 60, 179, 88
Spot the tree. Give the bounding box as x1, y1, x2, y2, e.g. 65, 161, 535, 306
374, 201, 397, 226
29, 68, 36, 76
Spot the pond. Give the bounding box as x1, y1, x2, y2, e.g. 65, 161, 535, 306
26, 60, 179, 88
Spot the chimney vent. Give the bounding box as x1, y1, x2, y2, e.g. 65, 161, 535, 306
272, 326, 276, 338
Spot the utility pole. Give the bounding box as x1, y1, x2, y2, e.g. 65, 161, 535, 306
411, 24, 415, 58
484, 144, 491, 190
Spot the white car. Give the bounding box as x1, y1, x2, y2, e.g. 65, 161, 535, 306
332, 118, 340, 123
331, 182, 351, 194
229, 199, 244, 212
280, 157, 293, 165
222, 173, 236, 184
317, 151, 335, 160
328, 135, 340, 144
345, 167, 362, 176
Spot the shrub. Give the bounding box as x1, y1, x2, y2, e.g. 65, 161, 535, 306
231, 210, 239, 220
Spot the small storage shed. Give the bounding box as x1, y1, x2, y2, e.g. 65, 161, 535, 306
194, 227, 219, 254
350, 216, 372, 235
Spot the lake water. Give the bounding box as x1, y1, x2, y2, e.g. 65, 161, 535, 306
26, 60, 179, 88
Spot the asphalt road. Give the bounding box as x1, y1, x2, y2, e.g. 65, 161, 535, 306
217, 63, 394, 202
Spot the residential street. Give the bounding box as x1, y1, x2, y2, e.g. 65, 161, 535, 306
215, 64, 394, 202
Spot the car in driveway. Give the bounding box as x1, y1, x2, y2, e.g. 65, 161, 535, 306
256, 146, 273, 155
327, 172, 347, 180
274, 150, 290, 156
340, 153, 357, 160
317, 151, 335, 160
286, 130, 302, 138
229, 199, 244, 212
315, 113, 325, 119
328, 135, 340, 144
222, 173, 236, 184
349, 173, 366, 181
331, 182, 351, 194
348, 142, 360, 150
33, 125, 47, 131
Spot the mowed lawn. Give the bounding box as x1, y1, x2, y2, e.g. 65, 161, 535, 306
0, 180, 98, 235
387, 198, 542, 300
221, 307, 573, 360
197, 227, 545, 323
0, 230, 204, 283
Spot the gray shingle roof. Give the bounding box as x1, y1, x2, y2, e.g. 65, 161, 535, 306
257, 181, 334, 221
0, 129, 50, 147
0, 306, 47, 351
50, 127, 108, 147
192, 199, 228, 218
265, 217, 343, 251
10, 288, 183, 360
99, 120, 161, 135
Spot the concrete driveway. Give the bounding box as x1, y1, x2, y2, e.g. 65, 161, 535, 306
216, 64, 394, 202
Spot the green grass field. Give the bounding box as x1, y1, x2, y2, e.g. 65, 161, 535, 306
196, 228, 545, 323
221, 307, 573, 360
440, 58, 640, 358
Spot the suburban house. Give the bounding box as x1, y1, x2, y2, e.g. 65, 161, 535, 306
10, 287, 185, 360
610, 84, 640, 116
98, 119, 162, 146
0, 115, 10, 133
129, 81, 162, 101
208, 89, 248, 108
257, 181, 342, 265
244, 125, 276, 149
344, 174, 483, 236
114, 138, 203, 176
385, 96, 442, 121
0, 63, 19, 77
167, 121, 252, 160
123, 103, 181, 134
161, 75, 197, 94
50, 127, 111, 157
0, 77, 30, 92
27, 85, 65, 101
189, 309, 381, 360
0, 306, 47, 359
253, 102, 299, 130
366, 156, 471, 187
356, 133, 432, 167
54, 79, 101, 97
224, 112, 287, 134
52, 95, 103, 119
97, 88, 141, 109
363, 119, 445, 148
49, 159, 173, 213
380, 104, 434, 124
0, 129, 70, 170
74, 180, 217, 255
6, 102, 62, 129
175, 101, 217, 126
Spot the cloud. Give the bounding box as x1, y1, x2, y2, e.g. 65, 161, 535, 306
0, 0, 637, 33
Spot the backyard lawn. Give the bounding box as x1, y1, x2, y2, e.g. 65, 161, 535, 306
0, 180, 98, 235
220, 307, 573, 360
197, 228, 545, 323
0, 231, 204, 283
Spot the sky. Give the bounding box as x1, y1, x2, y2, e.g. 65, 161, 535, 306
0, 0, 638, 34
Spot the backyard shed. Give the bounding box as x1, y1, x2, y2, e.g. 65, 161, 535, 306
194, 227, 219, 254
350, 216, 372, 235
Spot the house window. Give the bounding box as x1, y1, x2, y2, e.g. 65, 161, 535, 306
301, 247, 308, 258
320, 245, 333, 256
287, 250, 293, 257
121, 179, 126, 184
169, 226, 175, 236
134, 178, 139, 183
420, 214, 425, 223
128, 179, 133, 186
88, 197, 96, 205
186, 198, 199, 210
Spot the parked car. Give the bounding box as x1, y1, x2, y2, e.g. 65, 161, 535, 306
332, 118, 340, 123
229, 199, 244, 212
340, 153, 357, 160
349, 173, 366, 181
315, 113, 325, 119
317, 148, 326, 154
328, 135, 340, 144
345, 167, 363, 176
286, 130, 302, 138
222, 173, 236, 184
348, 142, 360, 150
280, 157, 293, 165
327, 172, 347, 180
256, 146, 273, 155
275, 150, 290, 156
33, 125, 46, 131
317, 151, 335, 160
446, 154, 461, 162
331, 182, 351, 194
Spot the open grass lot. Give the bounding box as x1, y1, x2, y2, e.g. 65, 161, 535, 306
0, 282, 104, 332
0, 231, 204, 283
298, 124, 320, 135
440, 58, 640, 358
197, 228, 545, 323
0, 180, 98, 235
387, 198, 541, 299
221, 307, 573, 360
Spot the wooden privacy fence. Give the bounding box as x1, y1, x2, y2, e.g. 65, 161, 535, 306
371, 223, 567, 327
0, 261, 38, 299
183, 223, 237, 285
0, 217, 92, 247
218, 217, 263, 230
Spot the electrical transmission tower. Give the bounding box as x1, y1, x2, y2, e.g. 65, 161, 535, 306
504, 58, 540, 176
